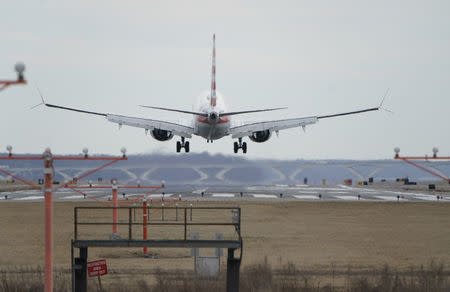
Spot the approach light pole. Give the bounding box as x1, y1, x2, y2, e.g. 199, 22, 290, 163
43, 148, 54, 292
0, 62, 27, 91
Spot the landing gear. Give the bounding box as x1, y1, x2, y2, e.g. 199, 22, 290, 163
233, 138, 247, 154
176, 137, 190, 153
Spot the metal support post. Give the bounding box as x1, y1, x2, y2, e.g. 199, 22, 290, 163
143, 199, 148, 256
184, 208, 187, 240
128, 208, 132, 240
43, 149, 53, 292
74, 208, 78, 240
111, 183, 119, 238
226, 248, 240, 292
74, 247, 88, 292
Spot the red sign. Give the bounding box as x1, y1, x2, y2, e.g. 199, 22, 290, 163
87, 259, 108, 277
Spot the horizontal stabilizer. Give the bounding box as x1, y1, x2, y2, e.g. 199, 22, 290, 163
139, 105, 208, 117
140, 105, 287, 117
222, 107, 287, 116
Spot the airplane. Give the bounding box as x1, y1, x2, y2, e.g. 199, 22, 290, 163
43, 35, 382, 154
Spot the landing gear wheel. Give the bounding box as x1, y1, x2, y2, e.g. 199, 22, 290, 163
233, 142, 238, 153
176, 141, 181, 153
185, 141, 190, 153
242, 142, 247, 154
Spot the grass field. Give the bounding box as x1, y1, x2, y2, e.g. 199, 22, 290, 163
0, 200, 449, 290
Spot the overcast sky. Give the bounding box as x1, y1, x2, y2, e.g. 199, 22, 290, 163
1, 0, 449, 160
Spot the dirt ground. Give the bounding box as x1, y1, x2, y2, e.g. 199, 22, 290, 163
0, 200, 449, 274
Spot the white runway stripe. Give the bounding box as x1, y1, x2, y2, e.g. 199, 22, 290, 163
15, 196, 44, 200
374, 196, 400, 201
252, 194, 277, 199
413, 195, 438, 201
149, 194, 173, 198
334, 196, 360, 201
213, 194, 235, 198
61, 195, 85, 199
293, 195, 319, 200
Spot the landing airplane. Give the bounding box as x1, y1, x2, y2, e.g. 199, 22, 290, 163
44, 35, 381, 154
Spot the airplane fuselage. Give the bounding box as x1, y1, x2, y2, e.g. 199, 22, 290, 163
193, 92, 230, 141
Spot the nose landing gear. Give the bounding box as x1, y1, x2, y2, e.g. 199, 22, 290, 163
176, 137, 190, 153
233, 138, 247, 154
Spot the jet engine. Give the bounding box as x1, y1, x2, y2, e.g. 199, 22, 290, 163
248, 130, 271, 143
150, 129, 174, 141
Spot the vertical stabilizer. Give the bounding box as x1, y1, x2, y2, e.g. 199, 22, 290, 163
210, 34, 217, 107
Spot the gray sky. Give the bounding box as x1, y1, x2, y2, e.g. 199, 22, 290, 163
1, 0, 449, 159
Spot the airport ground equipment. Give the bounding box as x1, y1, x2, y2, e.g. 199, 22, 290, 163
394, 147, 450, 184
72, 206, 242, 292
0, 62, 26, 91
0, 147, 132, 292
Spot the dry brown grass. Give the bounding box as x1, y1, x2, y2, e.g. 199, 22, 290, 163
1, 261, 449, 292
0, 200, 449, 290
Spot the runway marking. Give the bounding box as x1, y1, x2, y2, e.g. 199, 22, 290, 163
413, 195, 438, 201
328, 191, 351, 194
149, 194, 173, 198
374, 196, 400, 201
212, 194, 235, 198
334, 195, 361, 201
61, 195, 85, 199
293, 195, 319, 200
193, 189, 206, 194
15, 196, 44, 200
252, 194, 277, 199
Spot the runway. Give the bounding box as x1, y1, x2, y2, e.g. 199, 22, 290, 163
1, 184, 448, 202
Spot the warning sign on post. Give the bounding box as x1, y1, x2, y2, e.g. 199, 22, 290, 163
87, 259, 108, 277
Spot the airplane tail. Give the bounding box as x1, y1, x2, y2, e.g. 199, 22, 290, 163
210, 34, 216, 107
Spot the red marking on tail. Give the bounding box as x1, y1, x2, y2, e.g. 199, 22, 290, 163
210, 34, 217, 107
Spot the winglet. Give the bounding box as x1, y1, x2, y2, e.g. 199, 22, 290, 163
378, 88, 394, 114
30, 84, 46, 109
379, 88, 390, 108
210, 34, 217, 107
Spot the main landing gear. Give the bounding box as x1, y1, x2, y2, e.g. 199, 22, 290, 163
233, 138, 247, 154
176, 137, 190, 153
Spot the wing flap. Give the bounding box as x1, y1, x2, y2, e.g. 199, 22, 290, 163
230, 117, 318, 138
107, 114, 194, 138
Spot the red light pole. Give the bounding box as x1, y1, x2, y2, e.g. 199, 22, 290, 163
143, 199, 148, 256
112, 181, 119, 238
43, 149, 53, 292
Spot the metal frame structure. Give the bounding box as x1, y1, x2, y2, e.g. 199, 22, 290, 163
72, 206, 243, 292
0, 147, 131, 292
394, 147, 450, 183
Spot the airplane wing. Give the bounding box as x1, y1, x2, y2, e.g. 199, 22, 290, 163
229, 107, 378, 139
45, 103, 194, 138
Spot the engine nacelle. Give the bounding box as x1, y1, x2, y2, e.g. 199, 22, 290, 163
150, 129, 174, 141
248, 130, 271, 143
